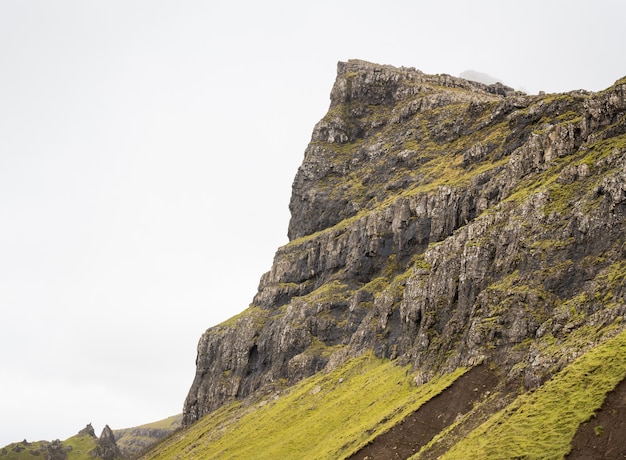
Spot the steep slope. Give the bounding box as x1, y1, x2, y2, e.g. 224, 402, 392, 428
142, 328, 626, 459
1, 416, 180, 460
433, 327, 626, 459
183, 60, 626, 434
142, 354, 479, 459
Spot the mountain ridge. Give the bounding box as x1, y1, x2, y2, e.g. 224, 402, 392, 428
7, 59, 626, 459
182, 60, 626, 436
0, 416, 181, 460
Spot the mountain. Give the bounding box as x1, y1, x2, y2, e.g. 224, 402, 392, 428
182, 56, 626, 415
0, 416, 181, 460
155, 59, 626, 459
158, 59, 626, 458
13, 58, 625, 459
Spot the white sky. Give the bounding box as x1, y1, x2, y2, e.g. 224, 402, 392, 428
1, 0, 625, 446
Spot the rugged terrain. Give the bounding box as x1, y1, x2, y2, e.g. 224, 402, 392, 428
171, 59, 626, 458
1, 424, 121, 460
183, 58, 626, 417
8, 59, 626, 459
1, 415, 180, 460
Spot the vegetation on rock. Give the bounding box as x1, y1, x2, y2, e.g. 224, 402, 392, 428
176, 59, 626, 459
9, 59, 626, 458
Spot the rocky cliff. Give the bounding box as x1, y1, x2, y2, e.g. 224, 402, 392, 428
183, 59, 626, 426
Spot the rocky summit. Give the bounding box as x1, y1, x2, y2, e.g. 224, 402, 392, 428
174, 60, 626, 458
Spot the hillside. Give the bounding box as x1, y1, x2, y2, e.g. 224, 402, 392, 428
156, 59, 626, 458
9, 58, 625, 459
1, 424, 121, 460
0, 416, 181, 460
113, 414, 182, 458
142, 329, 626, 458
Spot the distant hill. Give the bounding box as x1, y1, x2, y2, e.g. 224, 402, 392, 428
0, 423, 118, 460
113, 414, 181, 458
1, 415, 181, 459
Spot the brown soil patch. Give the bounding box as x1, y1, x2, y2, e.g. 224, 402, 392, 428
567, 374, 626, 459
347, 364, 498, 460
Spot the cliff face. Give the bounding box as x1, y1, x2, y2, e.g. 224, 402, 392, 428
183, 60, 626, 426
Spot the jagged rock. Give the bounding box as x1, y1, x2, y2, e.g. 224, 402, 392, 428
183, 60, 626, 426
90, 425, 122, 460
78, 423, 97, 438
42, 439, 70, 460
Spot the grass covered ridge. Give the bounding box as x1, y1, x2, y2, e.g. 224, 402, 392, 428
142, 353, 467, 460
0, 434, 98, 460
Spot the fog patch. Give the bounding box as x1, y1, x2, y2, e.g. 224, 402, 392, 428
460, 69, 503, 86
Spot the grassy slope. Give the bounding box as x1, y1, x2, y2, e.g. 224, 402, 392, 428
142, 353, 466, 460
436, 325, 626, 460
1, 414, 181, 460
142, 326, 626, 460
143, 326, 626, 460
8, 323, 626, 460
0, 434, 98, 460
65, 435, 101, 459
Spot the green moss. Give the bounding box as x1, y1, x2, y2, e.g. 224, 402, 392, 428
362, 276, 389, 295
216, 305, 268, 330
592, 261, 626, 307
304, 337, 345, 359
298, 280, 352, 305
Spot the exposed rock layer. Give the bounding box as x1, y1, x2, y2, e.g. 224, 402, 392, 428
183, 60, 626, 425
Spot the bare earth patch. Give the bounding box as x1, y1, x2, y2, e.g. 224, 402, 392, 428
347, 364, 498, 460
567, 374, 626, 459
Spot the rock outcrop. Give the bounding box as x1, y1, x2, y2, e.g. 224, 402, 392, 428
90, 425, 122, 460
183, 60, 626, 426
78, 423, 97, 438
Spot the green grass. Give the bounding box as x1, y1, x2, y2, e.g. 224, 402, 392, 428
440, 327, 626, 460
215, 304, 268, 330
142, 353, 467, 460
65, 434, 100, 459
1, 434, 98, 460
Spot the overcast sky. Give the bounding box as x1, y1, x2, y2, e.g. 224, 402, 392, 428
1, 0, 625, 446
